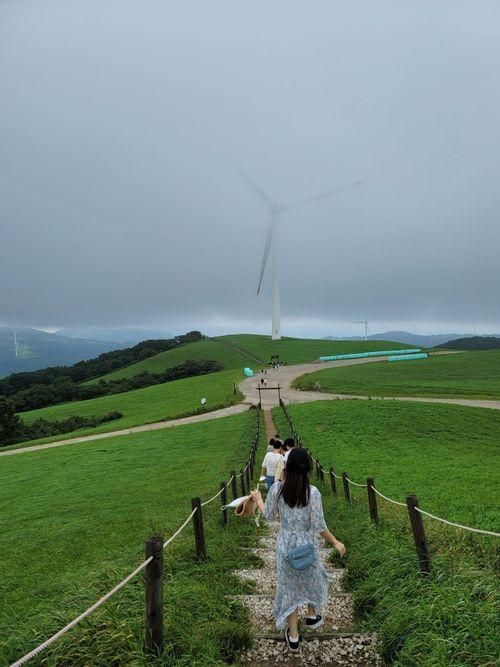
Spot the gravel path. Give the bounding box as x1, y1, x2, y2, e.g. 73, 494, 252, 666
0, 403, 250, 457
234, 515, 380, 665
239, 357, 500, 411
5, 350, 497, 459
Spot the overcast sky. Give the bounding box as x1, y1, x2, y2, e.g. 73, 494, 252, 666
1, 0, 499, 338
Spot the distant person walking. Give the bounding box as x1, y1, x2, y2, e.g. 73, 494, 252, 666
251, 449, 346, 652
275, 437, 295, 482
261, 440, 283, 490
266, 437, 276, 454
283, 437, 296, 463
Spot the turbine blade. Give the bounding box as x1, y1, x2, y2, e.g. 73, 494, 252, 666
257, 221, 273, 295
238, 170, 276, 209
283, 180, 363, 211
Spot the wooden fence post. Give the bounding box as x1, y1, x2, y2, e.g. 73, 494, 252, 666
406, 494, 431, 575
220, 482, 228, 527
319, 463, 325, 483
330, 468, 337, 495
367, 478, 378, 524
342, 473, 351, 503
145, 535, 164, 655
240, 469, 247, 496
231, 470, 238, 500
191, 498, 206, 560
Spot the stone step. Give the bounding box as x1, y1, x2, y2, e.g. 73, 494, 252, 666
234, 568, 345, 594
237, 632, 380, 665
231, 593, 355, 633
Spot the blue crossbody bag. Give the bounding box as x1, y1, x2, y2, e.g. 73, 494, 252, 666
286, 497, 315, 570
287, 542, 315, 570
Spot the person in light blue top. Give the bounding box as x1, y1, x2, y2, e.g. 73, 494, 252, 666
251, 448, 346, 652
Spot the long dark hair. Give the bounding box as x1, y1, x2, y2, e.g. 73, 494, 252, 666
279, 448, 311, 508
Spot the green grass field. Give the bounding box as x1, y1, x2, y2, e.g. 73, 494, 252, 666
86, 338, 251, 384
295, 350, 500, 400
88, 335, 412, 385
0, 410, 264, 666
10, 369, 242, 450
215, 334, 411, 366
273, 401, 500, 665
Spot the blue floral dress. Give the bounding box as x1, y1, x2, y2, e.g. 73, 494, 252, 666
264, 483, 329, 629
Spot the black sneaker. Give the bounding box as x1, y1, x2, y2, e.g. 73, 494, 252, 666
305, 614, 324, 630
284, 627, 300, 652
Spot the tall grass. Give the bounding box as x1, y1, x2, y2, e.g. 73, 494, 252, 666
1, 410, 266, 666
273, 402, 500, 665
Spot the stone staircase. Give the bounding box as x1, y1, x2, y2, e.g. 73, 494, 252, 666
233, 523, 380, 666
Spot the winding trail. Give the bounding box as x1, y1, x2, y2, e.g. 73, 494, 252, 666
241, 356, 500, 410
3, 355, 499, 458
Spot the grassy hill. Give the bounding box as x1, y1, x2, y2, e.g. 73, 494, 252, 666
273, 400, 499, 665
214, 334, 411, 366
0, 410, 264, 666
86, 338, 251, 384
294, 350, 500, 399
11, 369, 242, 449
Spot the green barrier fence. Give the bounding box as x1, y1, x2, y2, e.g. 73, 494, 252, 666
319, 348, 422, 362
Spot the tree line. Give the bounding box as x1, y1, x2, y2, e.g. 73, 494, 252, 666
0, 402, 123, 446
8, 359, 222, 412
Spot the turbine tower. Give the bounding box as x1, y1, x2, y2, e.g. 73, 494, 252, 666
240, 172, 362, 340
353, 320, 369, 341
14, 331, 19, 358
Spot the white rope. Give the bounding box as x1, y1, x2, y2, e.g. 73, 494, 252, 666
346, 477, 367, 488
201, 486, 225, 507
415, 507, 500, 538
372, 486, 407, 508
163, 508, 198, 548
10, 556, 154, 667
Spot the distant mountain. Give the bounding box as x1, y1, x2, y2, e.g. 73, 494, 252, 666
323, 331, 469, 349
0, 327, 125, 377
55, 327, 174, 345
436, 336, 500, 351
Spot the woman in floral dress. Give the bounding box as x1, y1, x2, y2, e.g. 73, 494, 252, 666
251, 448, 346, 652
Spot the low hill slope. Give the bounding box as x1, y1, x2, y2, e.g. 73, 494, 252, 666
14, 369, 242, 448
437, 335, 500, 350
295, 350, 500, 399
215, 334, 411, 365
86, 338, 250, 384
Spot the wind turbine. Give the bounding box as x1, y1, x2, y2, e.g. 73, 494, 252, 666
353, 320, 369, 341
240, 172, 363, 340
14, 331, 19, 358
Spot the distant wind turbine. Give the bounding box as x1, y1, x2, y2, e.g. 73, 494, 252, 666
239, 172, 363, 340
14, 331, 19, 358
353, 320, 369, 341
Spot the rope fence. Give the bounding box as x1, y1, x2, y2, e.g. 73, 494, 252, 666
10, 405, 262, 666
279, 399, 499, 575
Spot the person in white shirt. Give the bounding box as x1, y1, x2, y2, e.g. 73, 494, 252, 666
275, 437, 295, 482
261, 440, 283, 490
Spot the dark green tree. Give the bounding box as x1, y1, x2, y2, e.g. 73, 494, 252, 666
0, 397, 23, 444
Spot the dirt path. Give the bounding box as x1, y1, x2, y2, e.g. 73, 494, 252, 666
0, 403, 250, 458
4, 354, 498, 459
240, 357, 500, 411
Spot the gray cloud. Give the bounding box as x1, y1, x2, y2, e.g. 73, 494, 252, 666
1, 0, 499, 336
